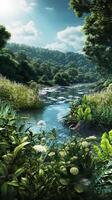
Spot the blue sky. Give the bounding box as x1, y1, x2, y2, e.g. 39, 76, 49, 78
0, 0, 85, 52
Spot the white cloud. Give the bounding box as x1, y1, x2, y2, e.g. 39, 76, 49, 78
7, 21, 41, 46
45, 7, 54, 11
17, 0, 36, 12
45, 26, 85, 53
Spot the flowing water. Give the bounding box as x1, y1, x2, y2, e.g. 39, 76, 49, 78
20, 83, 94, 142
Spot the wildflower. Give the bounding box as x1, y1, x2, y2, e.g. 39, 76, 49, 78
65, 146, 69, 151
41, 137, 46, 142
48, 152, 55, 157
81, 141, 89, 148
59, 150, 66, 157
60, 178, 69, 186
60, 166, 67, 174
37, 120, 46, 128
70, 167, 79, 175
86, 136, 97, 141
33, 144, 47, 153
39, 169, 44, 177
71, 142, 76, 147
70, 156, 78, 162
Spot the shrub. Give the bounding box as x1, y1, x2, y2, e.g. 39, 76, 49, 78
66, 90, 112, 129
91, 130, 112, 198
0, 105, 96, 200
0, 105, 112, 200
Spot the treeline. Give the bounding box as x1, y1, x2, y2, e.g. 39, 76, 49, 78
7, 43, 95, 67
0, 43, 100, 86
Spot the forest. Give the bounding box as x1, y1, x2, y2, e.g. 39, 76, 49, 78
0, 0, 112, 200
0, 42, 100, 86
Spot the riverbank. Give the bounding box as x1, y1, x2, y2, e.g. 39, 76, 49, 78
65, 86, 112, 134
0, 76, 43, 110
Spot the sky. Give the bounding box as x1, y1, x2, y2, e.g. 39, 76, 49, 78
0, 0, 85, 52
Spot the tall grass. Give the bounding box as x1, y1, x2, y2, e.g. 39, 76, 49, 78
0, 76, 43, 110
87, 90, 112, 127
67, 88, 112, 129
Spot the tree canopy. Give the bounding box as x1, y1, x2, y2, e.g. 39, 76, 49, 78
0, 25, 11, 49
70, 0, 112, 74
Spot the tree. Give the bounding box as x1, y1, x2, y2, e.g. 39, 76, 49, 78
70, 0, 112, 74
0, 25, 11, 49
0, 51, 18, 80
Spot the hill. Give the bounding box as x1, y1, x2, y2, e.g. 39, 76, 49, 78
0, 43, 100, 86
7, 43, 94, 69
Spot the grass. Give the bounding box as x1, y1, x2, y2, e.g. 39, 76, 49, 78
87, 90, 112, 127
0, 76, 43, 110
66, 87, 112, 129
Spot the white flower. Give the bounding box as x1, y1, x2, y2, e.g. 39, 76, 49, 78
48, 152, 56, 157
37, 120, 46, 128
70, 167, 79, 175
81, 141, 89, 148
59, 150, 66, 157
33, 144, 47, 153
86, 136, 97, 141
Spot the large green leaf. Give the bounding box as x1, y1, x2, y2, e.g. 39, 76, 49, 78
13, 142, 30, 157
15, 167, 25, 177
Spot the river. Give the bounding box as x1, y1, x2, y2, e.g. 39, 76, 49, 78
20, 83, 94, 142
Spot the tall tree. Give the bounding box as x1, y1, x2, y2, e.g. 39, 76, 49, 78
0, 25, 11, 49
70, 0, 112, 74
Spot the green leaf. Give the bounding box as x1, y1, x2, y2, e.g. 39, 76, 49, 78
7, 180, 19, 187
101, 138, 112, 156
0, 127, 5, 131
21, 136, 29, 143
60, 178, 69, 186
14, 142, 30, 157
18, 124, 25, 132
74, 183, 84, 193
0, 141, 9, 148
0, 163, 8, 176
101, 132, 108, 140
1, 182, 8, 195
109, 130, 112, 141
15, 168, 25, 177
94, 145, 102, 158
21, 177, 28, 186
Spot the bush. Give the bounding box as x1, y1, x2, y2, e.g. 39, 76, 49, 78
66, 90, 112, 129
0, 105, 95, 200
0, 76, 43, 110
0, 105, 112, 200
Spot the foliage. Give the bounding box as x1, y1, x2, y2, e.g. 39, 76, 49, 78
66, 89, 112, 129
4, 43, 100, 85
7, 43, 95, 68
93, 130, 112, 163
0, 105, 94, 200
0, 105, 112, 199
66, 96, 92, 126
0, 76, 42, 110
0, 25, 11, 49
70, 0, 112, 74
91, 130, 112, 198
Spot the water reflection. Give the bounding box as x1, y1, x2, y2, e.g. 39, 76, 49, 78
20, 83, 93, 142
